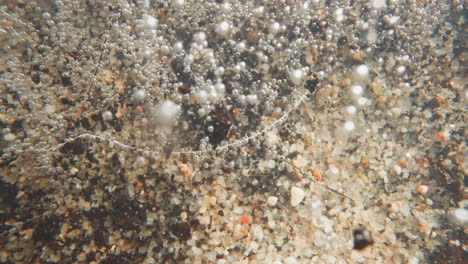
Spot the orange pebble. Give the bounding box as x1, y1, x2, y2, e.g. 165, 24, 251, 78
212, 180, 220, 187
419, 225, 429, 233
361, 156, 369, 167
178, 163, 192, 178
136, 181, 144, 187
232, 107, 240, 117
416, 185, 429, 194
312, 168, 322, 181
435, 131, 447, 142
399, 160, 409, 168
240, 215, 250, 225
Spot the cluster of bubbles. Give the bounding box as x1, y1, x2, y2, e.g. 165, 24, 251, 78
1, 0, 464, 170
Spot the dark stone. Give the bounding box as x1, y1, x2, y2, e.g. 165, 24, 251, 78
61, 75, 72, 86
308, 19, 327, 40
10, 119, 23, 133
0, 179, 18, 222
60, 97, 75, 106
60, 139, 85, 155
305, 76, 320, 95
31, 72, 41, 84
352, 227, 374, 250
171, 59, 196, 87
206, 104, 233, 146
170, 222, 191, 241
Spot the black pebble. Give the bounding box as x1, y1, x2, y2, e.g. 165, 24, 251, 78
353, 227, 374, 250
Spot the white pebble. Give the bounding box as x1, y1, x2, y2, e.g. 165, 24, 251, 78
4, 133, 16, 141
171, 0, 184, 7
396, 65, 406, 74
393, 165, 402, 175
371, 0, 387, 9
284, 257, 297, 264
290, 187, 305, 207
268, 220, 276, 229
267, 196, 278, 206
387, 15, 400, 25
44, 104, 56, 114
366, 31, 378, 43
252, 225, 264, 241
102, 110, 113, 121
326, 165, 340, 178
448, 208, 468, 226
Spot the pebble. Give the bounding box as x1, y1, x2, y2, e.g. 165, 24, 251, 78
292, 155, 307, 168
266, 196, 278, 206
416, 185, 428, 194
284, 256, 297, 264
3, 133, 16, 141
290, 187, 305, 207
392, 165, 402, 175
102, 110, 113, 121
448, 208, 468, 226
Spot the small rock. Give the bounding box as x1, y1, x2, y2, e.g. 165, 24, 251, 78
290, 187, 305, 207
284, 257, 297, 264
3, 133, 16, 141
292, 155, 307, 168
266, 196, 278, 206
448, 208, 468, 227
286, 168, 302, 182
416, 185, 428, 194
392, 165, 402, 175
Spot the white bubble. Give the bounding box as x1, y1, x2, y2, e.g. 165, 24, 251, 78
141, 14, 157, 29
344, 121, 355, 131
154, 100, 180, 127
215, 21, 230, 36
246, 94, 259, 105
134, 89, 146, 101
345, 105, 357, 115
350, 85, 364, 96
353, 65, 369, 81
194, 32, 206, 44
289, 69, 304, 85
269, 22, 281, 34
195, 90, 208, 103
